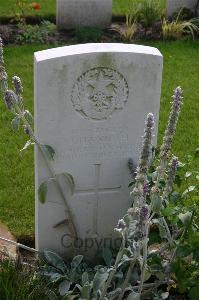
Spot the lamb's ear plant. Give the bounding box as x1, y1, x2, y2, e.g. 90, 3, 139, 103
40, 86, 198, 299
0, 37, 78, 240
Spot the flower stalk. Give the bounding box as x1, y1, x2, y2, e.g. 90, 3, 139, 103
0, 37, 78, 240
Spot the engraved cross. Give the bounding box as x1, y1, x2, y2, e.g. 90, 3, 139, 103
75, 164, 121, 235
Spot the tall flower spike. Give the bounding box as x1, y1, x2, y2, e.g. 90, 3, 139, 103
160, 87, 183, 159
162, 156, 178, 204
138, 113, 154, 171
13, 76, 23, 95
132, 113, 154, 208
4, 90, 17, 111
0, 37, 8, 92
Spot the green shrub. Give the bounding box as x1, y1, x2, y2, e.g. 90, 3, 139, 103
75, 27, 103, 43
16, 20, 57, 44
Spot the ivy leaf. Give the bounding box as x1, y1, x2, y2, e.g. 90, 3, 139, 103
38, 181, 48, 204
24, 109, 33, 124
11, 116, 20, 131
59, 280, 71, 296
127, 291, 140, 300
41, 144, 56, 160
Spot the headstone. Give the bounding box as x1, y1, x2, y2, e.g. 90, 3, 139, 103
167, 0, 197, 17
34, 43, 163, 258
56, 0, 112, 29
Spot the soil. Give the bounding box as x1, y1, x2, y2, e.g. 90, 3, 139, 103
0, 221, 16, 258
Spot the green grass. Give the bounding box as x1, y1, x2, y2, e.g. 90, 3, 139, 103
0, 0, 165, 18
0, 40, 198, 239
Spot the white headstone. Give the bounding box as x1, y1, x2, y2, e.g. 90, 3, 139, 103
56, 0, 112, 29
34, 43, 163, 258
167, 0, 197, 16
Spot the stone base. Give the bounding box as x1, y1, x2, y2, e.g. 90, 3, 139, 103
56, 0, 112, 29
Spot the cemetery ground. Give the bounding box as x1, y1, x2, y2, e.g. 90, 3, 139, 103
0, 40, 198, 241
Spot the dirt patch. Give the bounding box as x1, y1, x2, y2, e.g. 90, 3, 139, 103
0, 221, 16, 258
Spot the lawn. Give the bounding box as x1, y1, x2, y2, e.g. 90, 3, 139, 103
0, 0, 166, 18
0, 40, 198, 239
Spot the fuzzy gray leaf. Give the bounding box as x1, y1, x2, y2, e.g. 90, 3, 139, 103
11, 116, 20, 131
179, 211, 192, 226
82, 272, 89, 285
59, 280, 71, 296
127, 291, 140, 300
41, 144, 56, 160
20, 140, 34, 153
24, 109, 33, 124
44, 250, 67, 273
71, 255, 83, 269
93, 268, 109, 296
38, 181, 48, 204
58, 172, 75, 195
182, 186, 196, 197
81, 284, 91, 299
102, 247, 113, 267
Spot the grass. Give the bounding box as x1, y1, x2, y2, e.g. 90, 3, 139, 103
0, 40, 198, 239
0, 0, 166, 18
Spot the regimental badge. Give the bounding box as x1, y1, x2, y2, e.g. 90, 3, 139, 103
71, 67, 129, 120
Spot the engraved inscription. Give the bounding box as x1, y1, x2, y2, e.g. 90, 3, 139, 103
71, 67, 129, 120
59, 127, 133, 161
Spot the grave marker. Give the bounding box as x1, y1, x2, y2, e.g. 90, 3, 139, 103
56, 0, 112, 29
34, 43, 163, 257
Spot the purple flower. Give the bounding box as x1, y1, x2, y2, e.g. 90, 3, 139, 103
160, 87, 183, 159
143, 182, 150, 195
140, 205, 149, 221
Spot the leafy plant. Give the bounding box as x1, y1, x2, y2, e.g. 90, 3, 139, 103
16, 20, 57, 44
126, 0, 164, 28
40, 87, 198, 299
75, 27, 103, 43
113, 14, 137, 42
0, 37, 77, 240
162, 9, 199, 40
0, 254, 55, 299
138, 0, 164, 28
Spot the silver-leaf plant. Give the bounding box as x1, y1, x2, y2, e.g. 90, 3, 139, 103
0, 37, 78, 240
